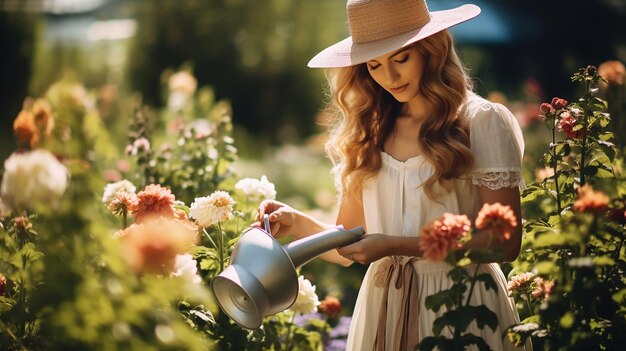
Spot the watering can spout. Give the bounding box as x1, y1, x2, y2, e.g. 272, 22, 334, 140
284, 226, 365, 268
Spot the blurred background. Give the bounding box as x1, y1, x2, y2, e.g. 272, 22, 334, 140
2, 0, 625, 162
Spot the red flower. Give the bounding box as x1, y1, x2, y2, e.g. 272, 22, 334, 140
318, 296, 342, 318
539, 103, 555, 115
131, 184, 177, 223
551, 97, 568, 110
418, 213, 471, 261
475, 203, 517, 241
573, 185, 609, 213
558, 112, 584, 139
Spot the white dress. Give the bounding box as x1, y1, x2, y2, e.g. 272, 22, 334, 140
345, 93, 528, 351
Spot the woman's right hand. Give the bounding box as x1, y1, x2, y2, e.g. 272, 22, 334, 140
257, 200, 300, 238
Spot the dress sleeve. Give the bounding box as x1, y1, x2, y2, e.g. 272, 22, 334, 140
468, 100, 525, 190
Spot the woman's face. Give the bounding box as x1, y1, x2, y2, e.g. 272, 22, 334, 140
366, 45, 424, 103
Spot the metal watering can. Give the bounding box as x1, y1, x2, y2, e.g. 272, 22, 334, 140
211, 215, 365, 329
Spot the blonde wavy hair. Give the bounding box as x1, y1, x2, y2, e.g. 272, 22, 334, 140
324, 30, 474, 200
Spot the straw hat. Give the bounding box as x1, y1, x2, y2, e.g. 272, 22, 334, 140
308, 0, 481, 68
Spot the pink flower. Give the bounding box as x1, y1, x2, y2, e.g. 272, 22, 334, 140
558, 111, 584, 139
539, 103, 555, 115
507, 272, 535, 295
573, 184, 609, 213
531, 277, 555, 300
131, 184, 177, 223
475, 203, 517, 241
535, 167, 555, 182
120, 216, 198, 274
418, 213, 471, 261
551, 97, 568, 110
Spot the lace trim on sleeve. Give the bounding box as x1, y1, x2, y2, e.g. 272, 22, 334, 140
471, 171, 522, 190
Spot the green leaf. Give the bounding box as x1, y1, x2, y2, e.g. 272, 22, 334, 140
535, 261, 558, 275
425, 290, 457, 312
417, 336, 439, 351
560, 312, 575, 328
593, 256, 615, 266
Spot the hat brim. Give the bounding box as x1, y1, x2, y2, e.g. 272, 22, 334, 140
308, 4, 481, 68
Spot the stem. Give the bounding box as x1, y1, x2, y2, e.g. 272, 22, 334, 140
122, 210, 128, 229
217, 221, 225, 272
551, 122, 563, 215
285, 311, 297, 350
525, 293, 533, 316
580, 80, 591, 186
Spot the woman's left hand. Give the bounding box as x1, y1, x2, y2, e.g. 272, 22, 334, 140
336, 234, 389, 264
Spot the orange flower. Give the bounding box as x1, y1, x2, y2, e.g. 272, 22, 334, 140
475, 203, 517, 241
107, 191, 138, 216
573, 184, 609, 213
418, 213, 471, 261
598, 60, 625, 86
131, 184, 176, 223
120, 216, 198, 274
13, 216, 32, 231
12, 98, 54, 149
13, 109, 37, 148
318, 296, 342, 319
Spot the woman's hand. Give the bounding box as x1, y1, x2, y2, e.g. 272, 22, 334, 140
336, 234, 390, 264
257, 200, 300, 238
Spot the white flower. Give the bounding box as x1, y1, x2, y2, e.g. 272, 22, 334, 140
171, 254, 202, 284
512, 322, 540, 333
102, 179, 136, 205
189, 190, 235, 227
289, 276, 320, 315
1, 150, 69, 210
235, 175, 277, 201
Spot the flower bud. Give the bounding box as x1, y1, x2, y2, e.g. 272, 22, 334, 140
585, 65, 597, 77
551, 97, 568, 110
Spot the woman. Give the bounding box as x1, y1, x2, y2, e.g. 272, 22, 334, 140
258, 0, 526, 349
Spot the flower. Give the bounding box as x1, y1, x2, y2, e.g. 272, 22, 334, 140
126, 137, 151, 156
102, 179, 137, 205
107, 191, 138, 216
289, 275, 320, 315
539, 103, 555, 115
1, 150, 69, 210
189, 190, 235, 227
318, 296, 342, 319
551, 97, 568, 110
235, 175, 277, 201
13, 216, 33, 231
0, 273, 6, 296
531, 277, 555, 300
13, 107, 37, 148
131, 184, 177, 223
558, 111, 584, 139
475, 202, 518, 241
418, 213, 471, 261
171, 254, 202, 284
507, 272, 535, 295
168, 70, 197, 96
598, 60, 625, 86
120, 216, 198, 274
573, 184, 609, 213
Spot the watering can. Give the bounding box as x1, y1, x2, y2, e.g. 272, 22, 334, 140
211, 217, 365, 329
